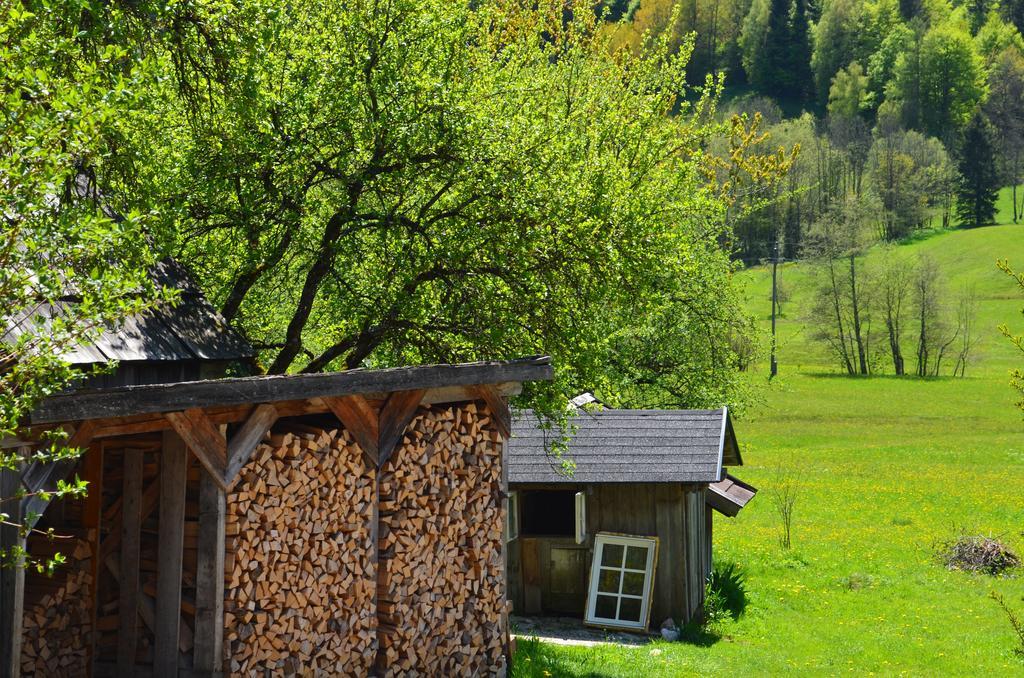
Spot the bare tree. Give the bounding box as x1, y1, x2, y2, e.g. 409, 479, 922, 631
953, 287, 979, 377
770, 463, 803, 550
879, 248, 914, 375
913, 255, 944, 377
805, 196, 880, 375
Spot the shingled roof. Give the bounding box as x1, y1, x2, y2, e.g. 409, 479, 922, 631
508, 407, 741, 484
3, 170, 252, 366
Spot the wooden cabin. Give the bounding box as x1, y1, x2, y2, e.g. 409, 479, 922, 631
2, 357, 552, 677
505, 407, 756, 631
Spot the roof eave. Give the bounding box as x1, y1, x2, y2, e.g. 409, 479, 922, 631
30, 356, 553, 425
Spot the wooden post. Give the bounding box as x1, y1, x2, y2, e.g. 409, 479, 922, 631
0, 465, 25, 678
83, 443, 104, 678
193, 466, 225, 676
154, 431, 187, 678
117, 449, 144, 676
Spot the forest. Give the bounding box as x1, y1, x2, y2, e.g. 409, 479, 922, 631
590, 0, 1024, 377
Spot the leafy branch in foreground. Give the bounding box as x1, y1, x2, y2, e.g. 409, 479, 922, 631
1, 1, 167, 571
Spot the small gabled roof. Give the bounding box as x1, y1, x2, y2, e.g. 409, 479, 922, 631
508, 407, 741, 484
707, 473, 758, 517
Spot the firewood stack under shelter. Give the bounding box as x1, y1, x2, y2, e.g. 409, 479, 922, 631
1, 357, 551, 677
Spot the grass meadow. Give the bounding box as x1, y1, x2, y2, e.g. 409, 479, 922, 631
510, 189, 1024, 676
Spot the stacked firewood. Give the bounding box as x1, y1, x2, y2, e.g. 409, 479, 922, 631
20, 537, 94, 677
377, 403, 507, 676
223, 426, 377, 675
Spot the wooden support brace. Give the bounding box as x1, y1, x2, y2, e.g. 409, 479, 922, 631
104, 554, 192, 653
470, 385, 512, 440
224, 404, 278, 490
377, 389, 426, 467
165, 409, 228, 492
20, 420, 97, 530
324, 395, 379, 464
99, 476, 159, 561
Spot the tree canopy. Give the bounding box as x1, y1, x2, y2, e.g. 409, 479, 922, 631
94, 0, 785, 411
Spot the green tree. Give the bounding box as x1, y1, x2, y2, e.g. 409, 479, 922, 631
955, 109, 1000, 227
114, 0, 783, 412
983, 47, 1024, 222
889, 17, 987, 141
1, 1, 164, 571
812, 0, 863, 105
827, 62, 869, 118
789, 0, 815, 101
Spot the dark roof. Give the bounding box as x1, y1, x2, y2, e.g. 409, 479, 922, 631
508, 407, 741, 484
4, 170, 253, 365
19, 258, 253, 364
706, 473, 757, 517
30, 356, 553, 425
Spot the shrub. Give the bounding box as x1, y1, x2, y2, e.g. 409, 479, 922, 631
937, 532, 1020, 575
707, 561, 748, 620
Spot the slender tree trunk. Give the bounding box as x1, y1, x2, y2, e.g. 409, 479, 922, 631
849, 255, 868, 374
916, 301, 928, 377
828, 257, 855, 375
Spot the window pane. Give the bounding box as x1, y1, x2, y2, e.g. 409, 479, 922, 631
601, 543, 624, 567
622, 570, 646, 596
619, 597, 642, 622
597, 568, 621, 594
624, 545, 648, 570
594, 594, 617, 619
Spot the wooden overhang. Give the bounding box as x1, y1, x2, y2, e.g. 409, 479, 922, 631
6, 356, 552, 519
507, 406, 741, 484
706, 473, 758, 517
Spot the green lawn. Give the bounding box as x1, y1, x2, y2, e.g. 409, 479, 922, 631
511, 200, 1024, 676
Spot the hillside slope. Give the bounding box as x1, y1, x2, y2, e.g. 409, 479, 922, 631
513, 214, 1024, 675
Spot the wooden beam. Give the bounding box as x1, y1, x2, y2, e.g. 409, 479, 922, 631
0, 467, 25, 678
154, 430, 187, 677
38, 383, 522, 441
192, 469, 225, 676
32, 357, 553, 424
323, 395, 379, 464
165, 409, 228, 492
117, 450, 144, 676
470, 385, 512, 440
223, 404, 278, 490
20, 420, 97, 530
377, 389, 425, 467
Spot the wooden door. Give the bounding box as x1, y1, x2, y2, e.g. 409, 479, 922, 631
539, 540, 589, 615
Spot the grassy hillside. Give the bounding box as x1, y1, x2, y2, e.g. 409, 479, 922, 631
511, 194, 1024, 675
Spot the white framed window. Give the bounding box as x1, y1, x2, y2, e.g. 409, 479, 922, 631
506, 491, 519, 543
584, 533, 658, 631
574, 491, 586, 544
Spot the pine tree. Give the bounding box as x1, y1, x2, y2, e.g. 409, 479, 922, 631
758, 0, 796, 95
955, 110, 1000, 227
789, 0, 815, 103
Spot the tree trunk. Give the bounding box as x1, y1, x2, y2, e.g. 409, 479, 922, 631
828, 257, 855, 375
849, 255, 868, 375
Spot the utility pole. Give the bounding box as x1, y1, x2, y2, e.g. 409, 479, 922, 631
770, 241, 779, 379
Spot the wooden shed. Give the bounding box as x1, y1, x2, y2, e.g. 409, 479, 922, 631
505, 407, 755, 631
2, 357, 552, 677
